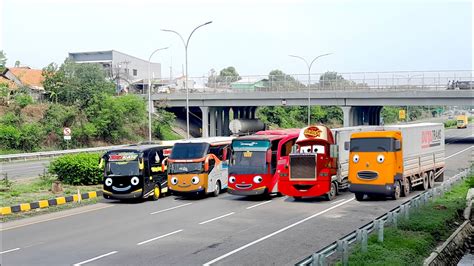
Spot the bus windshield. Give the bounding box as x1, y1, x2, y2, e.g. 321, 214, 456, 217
350, 138, 397, 152
171, 143, 210, 159
230, 151, 267, 174
106, 152, 140, 176
169, 162, 203, 174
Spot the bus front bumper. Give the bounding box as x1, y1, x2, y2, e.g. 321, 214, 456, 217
227, 187, 267, 196
170, 188, 206, 196
348, 183, 395, 196
102, 189, 143, 199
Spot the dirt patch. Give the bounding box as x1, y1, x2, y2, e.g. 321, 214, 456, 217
21, 104, 49, 123
0, 105, 9, 116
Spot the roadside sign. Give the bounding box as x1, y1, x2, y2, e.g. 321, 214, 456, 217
399, 110, 406, 120
63, 127, 72, 140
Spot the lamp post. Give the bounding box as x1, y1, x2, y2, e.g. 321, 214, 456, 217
162, 21, 213, 139
148, 47, 169, 142
289, 53, 332, 126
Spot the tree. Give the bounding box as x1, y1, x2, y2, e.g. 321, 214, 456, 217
0, 50, 6, 69
216, 66, 241, 83
268, 69, 303, 90
42, 59, 115, 107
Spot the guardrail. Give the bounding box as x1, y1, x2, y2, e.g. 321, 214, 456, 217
296, 168, 472, 266
0, 145, 127, 163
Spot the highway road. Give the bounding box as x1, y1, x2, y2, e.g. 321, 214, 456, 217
1, 126, 473, 266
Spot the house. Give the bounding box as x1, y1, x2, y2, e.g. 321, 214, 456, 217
0, 67, 46, 101
230, 78, 269, 90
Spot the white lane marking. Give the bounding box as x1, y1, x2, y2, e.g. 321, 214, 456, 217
446, 134, 474, 144
136, 229, 183, 246
246, 200, 272, 210
150, 203, 192, 215
199, 212, 235, 225
1, 204, 114, 232
0, 248, 20, 255
331, 199, 346, 205
73, 251, 118, 266
446, 146, 474, 160
203, 198, 354, 266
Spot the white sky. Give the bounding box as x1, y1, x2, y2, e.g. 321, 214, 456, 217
1, 0, 472, 77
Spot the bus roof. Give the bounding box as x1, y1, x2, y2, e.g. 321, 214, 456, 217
256, 128, 301, 135
106, 144, 172, 153
175, 136, 234, 146
234, 134, 286, 142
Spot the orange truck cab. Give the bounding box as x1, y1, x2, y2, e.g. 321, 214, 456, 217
227, 129, 299, 197
278, 125, 338, 200
347, 123, 445, 201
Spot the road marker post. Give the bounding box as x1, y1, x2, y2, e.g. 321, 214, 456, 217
77, 189, 81, 203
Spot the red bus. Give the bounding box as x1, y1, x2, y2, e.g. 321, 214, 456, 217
227, 129, 300, 197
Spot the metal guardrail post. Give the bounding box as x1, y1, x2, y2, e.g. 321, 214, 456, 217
375, 220, 384, 242
361, 229, 368, 252
310, 253, 325, 266
337, 240, 349, 266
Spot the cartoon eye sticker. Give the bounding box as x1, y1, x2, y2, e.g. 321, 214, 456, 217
353, 154, 359, 163
171, 177, 178, 185
377, 154, 385, 163
105, 178, 113, 186
191, 176, 200, 184
131, 176, 140, 186
253, 176, 263, 183
229, 176, 236, 183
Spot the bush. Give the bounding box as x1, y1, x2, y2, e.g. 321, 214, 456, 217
15, 93, 33, 108
19, 123, 43, 151
0, 124, 21, 149
49, 153, 103, 185
444, 120, 457, 128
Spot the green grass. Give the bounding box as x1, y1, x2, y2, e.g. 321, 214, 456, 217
159, 126, 182, 140
342, 174, 472, 265
444, 120, 457, 128
0, 174, 101, 207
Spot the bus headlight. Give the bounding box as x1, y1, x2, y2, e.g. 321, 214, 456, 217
171, 177, 178, 185
253, 176, 263, 183
229, 176, 236, 183
131, 176, 140, 186
105, 178, 113, 186
191, 176, 200, 184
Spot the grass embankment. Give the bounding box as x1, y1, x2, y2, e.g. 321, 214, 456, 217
0, 174, 101, 221
343, 174, 473, 265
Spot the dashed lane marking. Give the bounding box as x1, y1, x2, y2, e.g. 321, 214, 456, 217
73, 251, 118, 266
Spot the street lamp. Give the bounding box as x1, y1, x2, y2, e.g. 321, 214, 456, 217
289, 53, 332, 126
148, 47, 169, 142
162, 21, 213, 139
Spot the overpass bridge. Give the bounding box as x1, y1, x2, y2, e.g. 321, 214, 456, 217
145, 70, 473, 137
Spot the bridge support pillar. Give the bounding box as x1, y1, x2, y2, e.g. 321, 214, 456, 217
209, 107, 216, 137
216, 107, 223, 136
233, 107, 239, 120
200, 106, 209, 138
223, 107, 230, 136
342, 106, 353, 127
249, 107, 256, 119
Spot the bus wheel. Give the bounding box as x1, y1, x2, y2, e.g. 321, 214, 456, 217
401, 177, 410, 197
428, 171, 435, 188
325, 182, 337, 201
293, 196, 302, 201
151, 185, 160, 201
422, 172, 429, 190
212, 181, 221, 197
392, 181, 401, 200
355, 193, 364, 201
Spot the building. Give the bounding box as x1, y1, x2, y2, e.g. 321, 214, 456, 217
0, 67, 46, 102
68, 50, 161, 93
230, 77, 268, 90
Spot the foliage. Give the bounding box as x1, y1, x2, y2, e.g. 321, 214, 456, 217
14, 93, 33, 108
268, 69, 302, 89
344, 176, 470, 265
256, 105, 343, 128
1, 112, 22, 126
42, 59, 115, 107
153, 108, 180, 140
208, 66, 241, 87
49, 153, 103, 185
0, 124, 21, 149
0, 50, 6, 69
444, 120, 457, 128
0, 83, 10, 105
18, 123, 43, 151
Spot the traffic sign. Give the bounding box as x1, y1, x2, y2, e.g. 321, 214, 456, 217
399, 110, 406, 120
63, 127, 71, 136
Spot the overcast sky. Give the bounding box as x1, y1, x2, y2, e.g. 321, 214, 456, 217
1, 0, 472, 77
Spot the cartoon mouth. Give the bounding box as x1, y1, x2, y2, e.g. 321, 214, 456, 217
178, 184, 191, 188
357, 171, 378, 180
112, 185, 131, 191
293, 184, 313, 191
236, 184, 253, 189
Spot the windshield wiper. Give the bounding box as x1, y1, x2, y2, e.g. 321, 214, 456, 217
377, 146, 387, 152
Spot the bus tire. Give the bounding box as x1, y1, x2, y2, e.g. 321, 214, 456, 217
428, 171, 435, 189
151, 184, 160, 201
401, 177, 410, 197
293, 196, 302, 201
325, 182, 337, 201
392, 181, 401, 200
212, 181, 221, 197
422, 172, 429, 190
355, 193, 364, 201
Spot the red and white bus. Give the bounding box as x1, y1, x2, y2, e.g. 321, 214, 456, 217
227, 129, 300, 197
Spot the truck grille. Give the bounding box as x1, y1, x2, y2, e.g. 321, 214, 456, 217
290, 154, 316, 180
357, 171, 378, 180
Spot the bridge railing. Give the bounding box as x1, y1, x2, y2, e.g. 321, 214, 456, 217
146, 70, 472, 94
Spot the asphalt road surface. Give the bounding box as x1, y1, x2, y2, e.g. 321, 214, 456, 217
1, 126, 473, 266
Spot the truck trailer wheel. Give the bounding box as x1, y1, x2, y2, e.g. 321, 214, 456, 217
325, 182, 337, 201
401, 177, 410, 197
355, 193, 364, 201
392, 181, 401, 200
428, 171, 435, 189
422, 172, 429, 190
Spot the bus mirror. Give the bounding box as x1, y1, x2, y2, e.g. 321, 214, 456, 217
395, 140, 401, 150
161, 158, 168, 170
330, 144, 338, 158
344, 141, 350, 151
139, 158, 144, 170
204, 161, 209, 172
223, 148, 228, 161
266, 150, 272, 163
